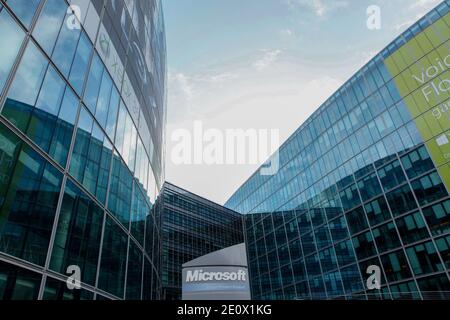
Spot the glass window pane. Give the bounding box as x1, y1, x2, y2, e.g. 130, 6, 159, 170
32, 0, 67, 54
49, 180, 104, 286
386, 184, 417, 216
52, 16, 81, 77
126, 240, 142, 300
0, 123, 63, 266
0, 8, 25, 93
411, 171, 447, 206
69, 106, 112, 205
381, 250, 412, 282
396, 211, 430, 244
107, 151, 133, 227
68, 31, 92, 95
5, 0, 40, 28
2, 41, 48, 130
422, 200, 450, 236
42, 277, 94, 300
98, 217, 128, 298
406, 242, 444, 276
0, 261, 41, 300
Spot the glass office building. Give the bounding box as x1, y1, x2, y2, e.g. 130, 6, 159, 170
0, 0, 166, 300
160, 182, 244, 300
226, 2, 450, 300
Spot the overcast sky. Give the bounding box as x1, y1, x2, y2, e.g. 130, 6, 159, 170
162, 0, 444, 205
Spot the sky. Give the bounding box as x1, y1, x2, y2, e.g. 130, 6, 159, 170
162, 0, 444, 205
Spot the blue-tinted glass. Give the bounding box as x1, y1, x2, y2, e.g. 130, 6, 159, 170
357, 173, 382, 202
68, 31, 92, 94
386, 184, 417, 216
406, 242, 443, 276
50, 180, 104, 286
107, 152, 133, 226
329, 216, 349, 242
0, 123, 63, 266
372, 222, 401, 253
5, 0, 40, 28
98, 217, 128, 298
0, 8, 24, 93
33, 0, 67, 54
131, 183, 146, 246
352, 231, 376, 260
341, 264, 364, 294
377, 160, 407, 191
396, 211, 429, 244
52, 17, 81, 77
422, 200, 450, 236
364, 196, 391, 226
381, 250, 412, 282
95, 70, 113, 128
411, 171, 447, 206
126, 241, 143, 300
69, 107, 112, 204
105, 88, 120, 140
84, 53, 103, 113
346, 206, 368, 235
2, 41, 48, 130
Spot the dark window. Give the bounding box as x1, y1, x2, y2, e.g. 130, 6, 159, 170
346, 206, 369, 235
0, 123, 62, 266
98, 217, 128, 298
435, 235, 450, 269
401, 146, 435, 179
411, 171, 447, 206
49, 180, 104, 286
42, 277, 94, 300
335, 240, 357, 267
352, 231, 376, 260
0, 261, 41, 300
340, 184, 361, 211
357, 173, 382, 201
126, 240, 143, 300
364, 196, 391, 226
377, 160, 407, 191
372, 222, 401, 253
381, 250, 412, 282
406, 241, 444, 276
417, 275, 450, 300
386, 184, 417, 216
422, 200, 450, 236
396, 211, 430, 244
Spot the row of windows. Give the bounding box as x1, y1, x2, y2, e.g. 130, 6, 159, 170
160, 185, 244, 299
226, 2, 449, 214
0, 121, 161, 298
0, 1, 160, 207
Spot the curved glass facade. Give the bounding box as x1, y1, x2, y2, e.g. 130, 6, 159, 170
226, 2, 450, 300
0, 0, 166, 300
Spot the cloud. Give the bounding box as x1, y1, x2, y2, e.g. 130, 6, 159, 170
409, 0, 442, 10
287, 0, 349, 17
393, 0, 442, 31
253, 49, 282, 71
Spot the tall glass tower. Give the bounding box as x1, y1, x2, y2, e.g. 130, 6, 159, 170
0, 0, 166, 300
226, 2, 450, 300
